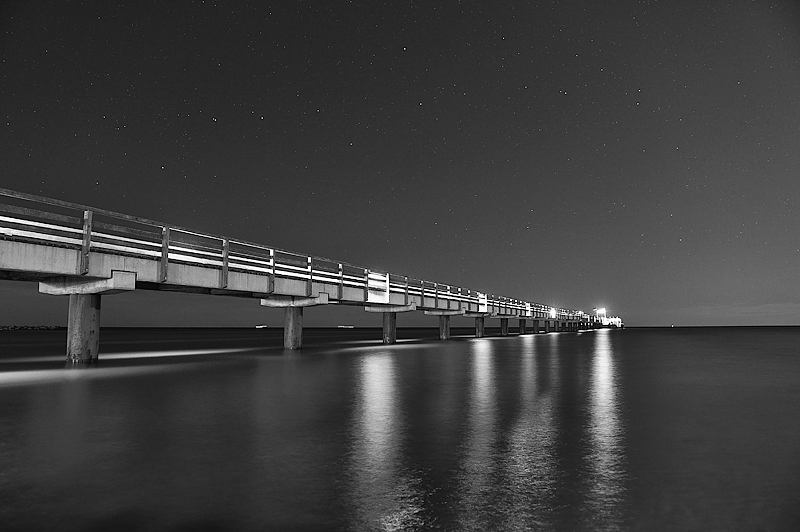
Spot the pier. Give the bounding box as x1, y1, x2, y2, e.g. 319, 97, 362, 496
0, 188, 621, 364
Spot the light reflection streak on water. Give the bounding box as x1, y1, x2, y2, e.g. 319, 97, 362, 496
456, 339, 497, 531
501, 334, 559, 530
0, 347, 263, 365
586, 329, 626, 528
350, 352, 424, 531
0, 348, 262, 387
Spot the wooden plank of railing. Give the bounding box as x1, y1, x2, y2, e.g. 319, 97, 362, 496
170, 232, 223, 254
0, 188, 163, 229
0, 215, 82, 236
93, 220, 160, 241
0, 203, 82, 225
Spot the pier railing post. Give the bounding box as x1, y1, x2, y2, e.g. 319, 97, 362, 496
79, 210, 92, 275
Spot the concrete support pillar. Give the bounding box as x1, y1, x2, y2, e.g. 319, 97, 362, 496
67, 293, 101, 364
284, 307, 303, 349
500, 318, 509, 336
439, 315, 450, 340
532, 319, 539, 334
365, 303, 415, 344
544, 320, 551, 333
40, 271, 136, 366
262, 293, 329, 351
519, 319, 527, 335
424, 309, 463, 340
383, 312, 397, 344
475, 317, 485, 338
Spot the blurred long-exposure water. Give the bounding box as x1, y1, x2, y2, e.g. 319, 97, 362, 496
1, 326, 799, 531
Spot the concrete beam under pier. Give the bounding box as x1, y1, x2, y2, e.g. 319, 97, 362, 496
464, 312, 491, 338
365, 303, 417, 344
38, 271, 136, 365
260, 293, 329, 308
261, 293, 329, 349
39, 270, 136, 296
424, 309, 465, 341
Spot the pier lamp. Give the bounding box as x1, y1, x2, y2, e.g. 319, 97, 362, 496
549, 307, 557, 319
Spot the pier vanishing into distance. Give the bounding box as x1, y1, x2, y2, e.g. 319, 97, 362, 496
0, 188, 623, 364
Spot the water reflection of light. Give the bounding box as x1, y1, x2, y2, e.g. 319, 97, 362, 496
472, 340, 494, 418
0, 348, 264, 387
502, 334, 559, 528
456, 339, 497, 530
586, 329, 626, 527
350, 353, 424, 530
0, 347, 262, 366
362, 355, 394, 464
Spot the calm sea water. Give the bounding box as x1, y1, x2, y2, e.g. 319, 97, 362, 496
0, 326, 798, 531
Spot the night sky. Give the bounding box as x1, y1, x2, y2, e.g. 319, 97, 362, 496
2, 0, 800, 327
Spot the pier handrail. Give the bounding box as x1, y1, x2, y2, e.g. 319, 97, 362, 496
0, 187, 589, 319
